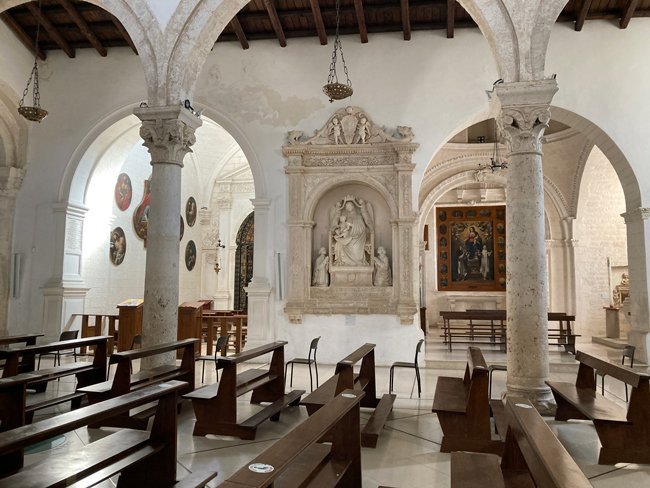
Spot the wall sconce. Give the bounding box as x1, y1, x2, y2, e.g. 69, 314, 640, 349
214, 239, 226, 274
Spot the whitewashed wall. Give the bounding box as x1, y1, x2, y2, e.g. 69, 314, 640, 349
2, 21, 650, 360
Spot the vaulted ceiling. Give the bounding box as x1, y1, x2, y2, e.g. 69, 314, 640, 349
2, 0, 650, 59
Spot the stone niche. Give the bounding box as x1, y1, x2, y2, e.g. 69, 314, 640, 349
283, 106, 419, 324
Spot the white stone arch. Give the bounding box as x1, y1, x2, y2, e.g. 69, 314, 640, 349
197, 106, 267, 201
304, 176, 399, 223
551, 106, 641, 211
0, 82, 27, 168
0, 0, 162, 103
458, 0, 568, 82
163, 0, 250, 101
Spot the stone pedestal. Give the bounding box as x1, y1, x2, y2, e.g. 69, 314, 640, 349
495, 79, 558, 414
330, 267, 374, 286
604, 307, 620, 338
134, 105, 202, 368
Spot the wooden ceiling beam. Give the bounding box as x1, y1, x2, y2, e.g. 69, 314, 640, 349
575, 0, 592, 31
230, 15, 249, 50
308, 0, 328, 45
110, 14, 137, 54
400, 0, 411, 41
620, 0, 640, 28
353, 0, 368, 43
25, 1, 75, 58
263, 0, 287, 47
57, 0, 107, 56
0, 11, 47, 60
447, 0, 455, 39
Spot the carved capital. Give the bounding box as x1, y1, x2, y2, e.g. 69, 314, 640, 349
133, 105, 202, 166
621, 207, 650, 223
0, 167, 25, 196
493, 80, 558, 156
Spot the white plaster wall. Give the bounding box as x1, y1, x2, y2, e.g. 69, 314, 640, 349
574, 146, 627, 337
0, 21, 36, 102
5, 22, 650, 355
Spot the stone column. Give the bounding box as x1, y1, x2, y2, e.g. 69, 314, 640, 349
244, 197, 273, 349
0, 167, 25, 335
621, 207, 650, 363
134, 105, 202, 366
494, 79, 557, 413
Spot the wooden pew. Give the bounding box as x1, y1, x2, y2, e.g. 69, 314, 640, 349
451, 397, 591, 488
218, 389, 364, 488
0, 336, 110, 414
184, 341, 304, 439
0, 380, 215, 487
440, 310, 578, 353
300, 343, 396, 448
546, 349, 650, 464
73, 314, 118, 354
78, 338, 197, 429
432, 346, 503, 454
0, 333, 42, 347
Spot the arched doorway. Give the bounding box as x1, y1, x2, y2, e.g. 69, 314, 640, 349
234, 212, 254, 312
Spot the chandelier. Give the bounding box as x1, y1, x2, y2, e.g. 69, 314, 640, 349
18, 0, 48, 122
322, 0, 353, 102
476, 122, 507, 174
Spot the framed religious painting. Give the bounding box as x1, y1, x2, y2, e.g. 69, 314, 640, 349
185, 240, 197, 271
186, 197, 197, 227
436, 205, 506, 292
114, 173, 132, 211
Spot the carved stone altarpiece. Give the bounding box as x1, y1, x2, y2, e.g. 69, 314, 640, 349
284, 107, 418, 324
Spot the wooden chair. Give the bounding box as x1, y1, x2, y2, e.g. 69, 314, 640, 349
36, 330, 79, 368
284, 336, 320, 392
389, 338, 424, 398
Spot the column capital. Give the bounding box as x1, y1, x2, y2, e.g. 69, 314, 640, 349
0, 167, 25, 196
250, 198, 272, 210
133, 105, 202, 166
493, 79, 558, 155
621, 207, 650, 223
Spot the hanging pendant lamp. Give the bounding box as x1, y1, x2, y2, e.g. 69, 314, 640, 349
18, 0, 48, 122
322, 0, 353, 102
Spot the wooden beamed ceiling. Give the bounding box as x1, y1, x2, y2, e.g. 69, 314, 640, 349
3, 0, 650, 58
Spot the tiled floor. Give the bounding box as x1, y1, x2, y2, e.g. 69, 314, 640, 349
20, 337, 650, 487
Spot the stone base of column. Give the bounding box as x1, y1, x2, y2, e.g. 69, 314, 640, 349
505, 383, 556, 416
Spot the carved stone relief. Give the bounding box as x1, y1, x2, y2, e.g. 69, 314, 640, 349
283, 107, 418, 323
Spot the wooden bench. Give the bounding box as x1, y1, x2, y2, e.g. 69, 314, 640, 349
77, 338, 197, 429
72, 313, 118, 354
218, 389, 364, 488
0, 336, 110, 416
440, 310, 579, 353
432, 346, 503, 454
0, 380, 216, 487
546, 349, 650, 464
0, 333, 43, 374
451, 396, 591, 488
301, 343, 396, 448
184, 341, 304, 439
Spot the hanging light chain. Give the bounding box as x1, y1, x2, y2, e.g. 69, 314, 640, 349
323, 0, 353, 101
17, 0, 47, 121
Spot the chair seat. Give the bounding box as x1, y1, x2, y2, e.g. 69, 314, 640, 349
287, 358, 314, 365
391, 361, 415, 368
196, 355, 225, 365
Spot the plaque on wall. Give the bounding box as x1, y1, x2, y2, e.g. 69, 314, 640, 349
114, 173, 132, 211
180, 215, 185, 241
110, 227, 126, 265
436, 205, 506, 291
186, 197, 197, 227
185, 240, 197, 271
